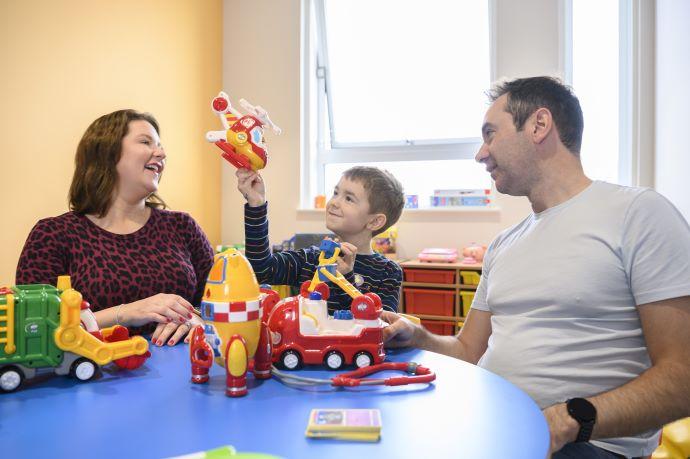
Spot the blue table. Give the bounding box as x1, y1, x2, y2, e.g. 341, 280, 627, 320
1, 345, 549, 459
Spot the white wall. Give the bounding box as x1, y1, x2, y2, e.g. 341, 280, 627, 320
655, 0, 690, 222
221, 0, 302, 248
220, 0, 565, 254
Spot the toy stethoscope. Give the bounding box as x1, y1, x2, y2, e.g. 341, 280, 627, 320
271, 361, 435, 388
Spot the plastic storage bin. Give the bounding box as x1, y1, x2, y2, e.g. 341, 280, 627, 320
460, 290, 476, 316
459, 270, 481, 286
403, 288, 455, 316
421, 320, 455, 335
403, 269, 455, 284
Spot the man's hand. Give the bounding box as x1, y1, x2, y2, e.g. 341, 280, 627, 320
543, 403, 579, 455
381, 311, 423, 348
236, 168, 266, 207
337, 242, 357, 275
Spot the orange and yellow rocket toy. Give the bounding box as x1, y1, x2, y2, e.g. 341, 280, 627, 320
205, 91, 282, 171
189, 248, 279, 397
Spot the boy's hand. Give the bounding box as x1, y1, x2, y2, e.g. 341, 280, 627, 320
337, 242, 357, 274
236, 168, 266, 207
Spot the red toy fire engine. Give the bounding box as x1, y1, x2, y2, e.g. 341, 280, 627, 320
265, 240, 386, 370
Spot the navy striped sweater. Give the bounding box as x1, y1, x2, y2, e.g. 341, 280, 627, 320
244, 203, 401, 312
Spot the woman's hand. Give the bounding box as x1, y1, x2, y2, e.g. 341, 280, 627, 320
236, 168, 266, 207
119, 293, 195, 327
151, 314, 205, 346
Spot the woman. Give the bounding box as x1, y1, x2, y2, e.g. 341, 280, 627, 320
16, 110, 213, 346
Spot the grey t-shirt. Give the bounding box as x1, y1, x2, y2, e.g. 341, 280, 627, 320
472, 181, 690, 457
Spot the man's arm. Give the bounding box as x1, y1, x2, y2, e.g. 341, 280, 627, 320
382, 308, 492, 364
544, 296, 690, 452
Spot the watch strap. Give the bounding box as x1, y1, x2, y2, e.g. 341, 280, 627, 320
575, 419, 594, 442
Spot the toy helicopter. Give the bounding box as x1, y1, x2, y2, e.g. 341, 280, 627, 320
205, 91, 282, 171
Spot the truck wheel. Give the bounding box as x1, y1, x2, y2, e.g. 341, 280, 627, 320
280, 350, 302, 370
354, 351, 373, 368
324, 351, 344, 370
70, 358, 97, 381
0, 367, 24, 392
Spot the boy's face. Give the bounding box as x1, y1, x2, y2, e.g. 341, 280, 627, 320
326, 177, 382, 238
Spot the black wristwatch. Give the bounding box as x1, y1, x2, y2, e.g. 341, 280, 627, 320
566, 398, 597, 442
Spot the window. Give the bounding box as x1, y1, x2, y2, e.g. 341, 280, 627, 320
563, 0, 631, 185
325, 160, 489, 209
303, 0, 493, 209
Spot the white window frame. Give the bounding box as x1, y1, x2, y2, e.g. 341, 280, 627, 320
300, 0, 497, 208
560, 0, 654, 187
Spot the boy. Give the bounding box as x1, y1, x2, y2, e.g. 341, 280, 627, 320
237, 166, 405, 312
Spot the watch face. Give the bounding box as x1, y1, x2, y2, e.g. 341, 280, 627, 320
568, 398, 596, 422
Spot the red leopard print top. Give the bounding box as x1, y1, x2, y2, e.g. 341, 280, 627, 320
15, 208, 214, 335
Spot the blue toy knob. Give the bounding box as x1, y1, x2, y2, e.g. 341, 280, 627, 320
334, 310, 353, 320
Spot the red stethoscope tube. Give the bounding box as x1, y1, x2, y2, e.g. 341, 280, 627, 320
331, 362, 435, 387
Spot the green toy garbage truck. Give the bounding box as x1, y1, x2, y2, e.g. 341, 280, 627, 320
0, 276, 150, 392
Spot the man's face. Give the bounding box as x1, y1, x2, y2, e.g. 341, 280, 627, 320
475, 94, 536, 196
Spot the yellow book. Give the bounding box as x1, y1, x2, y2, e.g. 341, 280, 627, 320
305, 431, 380, 442
306, 409, 382, 441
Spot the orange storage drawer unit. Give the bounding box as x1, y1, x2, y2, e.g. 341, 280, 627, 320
403, 288, 455, 316
404, 269, 455, 284
421, 320, 455, 336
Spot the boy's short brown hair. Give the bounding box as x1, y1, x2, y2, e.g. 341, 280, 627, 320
342, 166, 404, 236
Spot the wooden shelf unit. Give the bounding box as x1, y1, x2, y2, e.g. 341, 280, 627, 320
399, 260, 483, 335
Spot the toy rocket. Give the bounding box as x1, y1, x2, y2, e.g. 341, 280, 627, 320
189, 248, 279, 397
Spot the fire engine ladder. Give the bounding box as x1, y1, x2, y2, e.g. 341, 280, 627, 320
0, 288, 16, 354
317, 268, 362, 300
308, 245, 343, 293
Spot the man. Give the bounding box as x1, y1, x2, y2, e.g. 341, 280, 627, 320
383, 77, 690, 458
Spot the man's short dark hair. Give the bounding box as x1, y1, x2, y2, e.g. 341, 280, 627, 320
488, 76, 584, 155
342, 166, 404, 236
